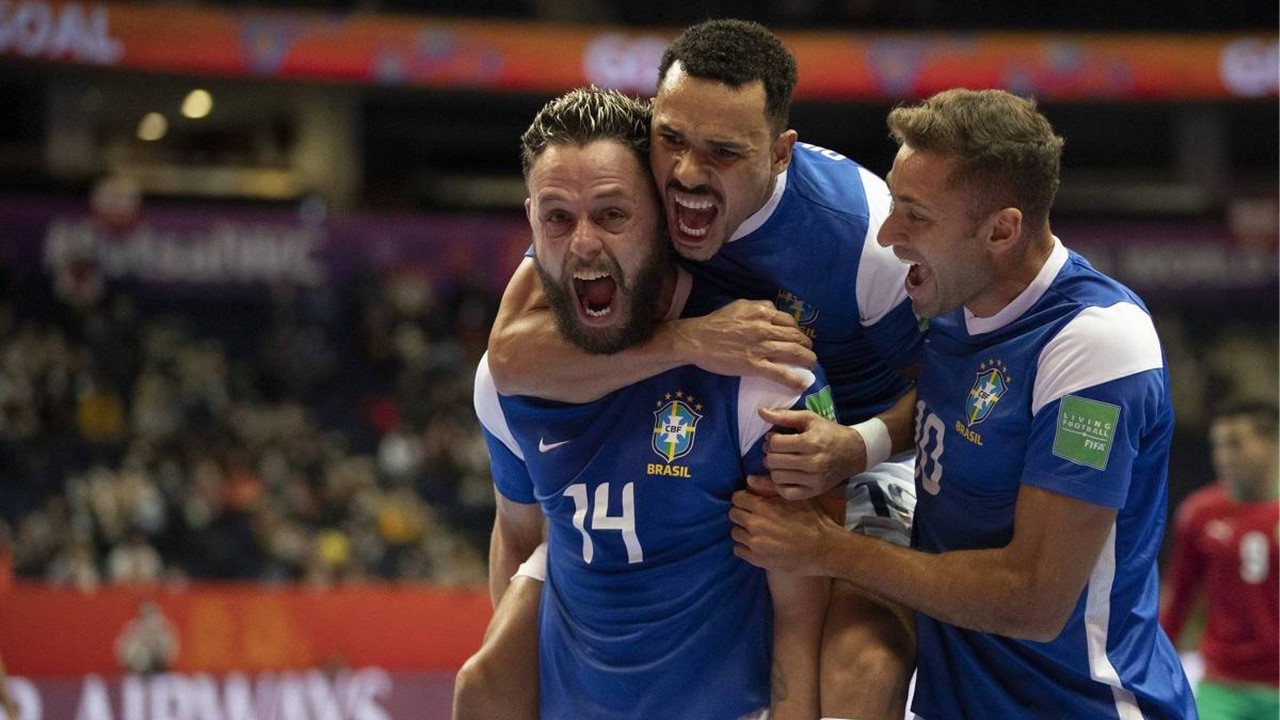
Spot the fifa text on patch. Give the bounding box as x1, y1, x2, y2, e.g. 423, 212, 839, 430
1052, 395, 1119, 470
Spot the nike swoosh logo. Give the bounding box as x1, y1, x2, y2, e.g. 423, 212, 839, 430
539, 438, 570, 453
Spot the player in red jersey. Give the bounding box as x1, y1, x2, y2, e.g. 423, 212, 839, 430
1161, 400, 1279, 719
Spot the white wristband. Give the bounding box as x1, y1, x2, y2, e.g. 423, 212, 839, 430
850, 416, 892, 471
512, 542, 548, 582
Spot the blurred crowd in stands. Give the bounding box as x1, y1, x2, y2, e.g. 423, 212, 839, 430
0, 238, 1273, 591
0, 257, 498, 590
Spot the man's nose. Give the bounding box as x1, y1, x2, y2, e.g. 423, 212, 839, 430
671, 149, 711, 188
877, 210, 904, 248
568, 221, 603, 259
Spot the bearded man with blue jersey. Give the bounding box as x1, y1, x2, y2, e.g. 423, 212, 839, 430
477, 20, 924, 720
730, 88, 1198, 719
463, 86, 831, 720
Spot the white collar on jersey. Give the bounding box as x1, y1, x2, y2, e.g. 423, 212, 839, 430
964, 236, 1068, 336
664, 266, 694, 321
728, 168, 789, 244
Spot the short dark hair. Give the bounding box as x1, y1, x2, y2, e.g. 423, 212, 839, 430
520, 86, 652, 178
1212, 399, 1279, 439
886, 89, 1064, 234
657, 19, 797, 134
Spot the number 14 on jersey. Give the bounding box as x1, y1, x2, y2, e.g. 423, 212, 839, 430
564, 482, 644, 564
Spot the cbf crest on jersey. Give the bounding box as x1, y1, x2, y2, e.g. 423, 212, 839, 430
966, 359, 1010, 426
652, 392, 702, 462
776, 289, 819, 335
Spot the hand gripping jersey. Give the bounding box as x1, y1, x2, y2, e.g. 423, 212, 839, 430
910, 239, 1196, 719
474, 272, 837, 720
680, 142, 922, 425
1161, 484, 1279, 686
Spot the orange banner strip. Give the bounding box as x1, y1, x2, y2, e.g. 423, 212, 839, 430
1, 1, 1275, 100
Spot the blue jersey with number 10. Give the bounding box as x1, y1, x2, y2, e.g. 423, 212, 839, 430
911, 240, 1196, 719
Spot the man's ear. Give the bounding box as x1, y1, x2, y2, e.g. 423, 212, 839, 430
771, 129, 798, 175
986, 207, 1024, 254
525, 197, 533, 223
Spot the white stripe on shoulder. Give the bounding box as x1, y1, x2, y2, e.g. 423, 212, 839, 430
1032, 302, 1163, 416
854, 168, 909, 326
473, 353, 524, 460
737, 366, 816, 456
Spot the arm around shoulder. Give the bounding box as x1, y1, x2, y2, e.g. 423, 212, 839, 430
486, 257, 687, 402
486, 257, 558, 395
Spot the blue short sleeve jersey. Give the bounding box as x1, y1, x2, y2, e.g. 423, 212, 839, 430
680, 142, 922, 424
474, 273, 838, 720
910, 239, 1196, 719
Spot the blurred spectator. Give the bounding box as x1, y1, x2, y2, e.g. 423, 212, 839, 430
45, 538, 100, 591
132, 368, 180, 443
75, 373, 127, 446
15, 496, 71, 577
114, 601, 179, 674
106, 531, 163, 584
377, 421, 424, 484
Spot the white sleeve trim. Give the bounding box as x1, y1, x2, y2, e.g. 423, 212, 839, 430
737, 366, 816, 456
854, 167, 910, 326
473, 353, 525, 460
1031, 303, 1164, 416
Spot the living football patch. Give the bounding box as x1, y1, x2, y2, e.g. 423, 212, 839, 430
1052, 395, 1120, 470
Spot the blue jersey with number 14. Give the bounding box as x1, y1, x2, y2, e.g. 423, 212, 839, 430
474, 299, 836, 719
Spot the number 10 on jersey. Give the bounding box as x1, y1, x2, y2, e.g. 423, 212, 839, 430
916, 401, 945, 495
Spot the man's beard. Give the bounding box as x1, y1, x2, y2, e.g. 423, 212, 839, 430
535, 245, 668, 355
